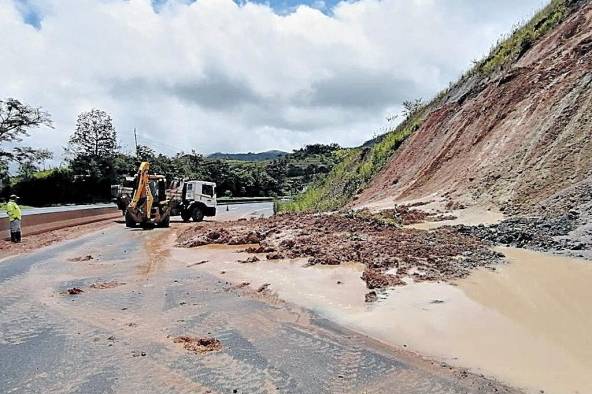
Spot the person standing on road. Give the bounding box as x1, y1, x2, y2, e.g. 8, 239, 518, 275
5, 195, 22, 243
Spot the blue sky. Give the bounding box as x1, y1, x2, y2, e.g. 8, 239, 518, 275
153, 0, 341, 14
17, 0, 343, 28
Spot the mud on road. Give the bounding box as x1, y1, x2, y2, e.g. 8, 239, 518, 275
178, 212, 504, 295
0, 222, 517, 393
0, 218, 119, 260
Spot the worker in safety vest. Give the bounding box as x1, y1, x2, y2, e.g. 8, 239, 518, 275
5, 195, 22, 243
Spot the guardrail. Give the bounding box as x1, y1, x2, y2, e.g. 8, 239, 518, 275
217, 197, 275, 205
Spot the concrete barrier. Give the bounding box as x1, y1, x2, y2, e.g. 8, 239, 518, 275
0, 206, 120, 238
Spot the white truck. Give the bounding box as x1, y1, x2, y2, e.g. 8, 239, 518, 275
167, 179, 217, 222
112, 177, 217, 223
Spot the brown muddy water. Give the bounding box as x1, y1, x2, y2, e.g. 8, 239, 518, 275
172, 245, 592, 394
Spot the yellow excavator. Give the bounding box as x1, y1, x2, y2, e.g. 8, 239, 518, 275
125, 162, 171, 228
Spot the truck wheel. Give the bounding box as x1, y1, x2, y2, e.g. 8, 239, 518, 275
125, 210, 137, 228
181, 209, 191, 222
192, 206, 204, 222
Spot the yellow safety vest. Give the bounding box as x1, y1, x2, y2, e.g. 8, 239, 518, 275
6, 201, 22, 221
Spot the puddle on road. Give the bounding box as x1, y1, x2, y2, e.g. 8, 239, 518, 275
173, 245, 592, 394
172, 245, 367, 316
407, 206, 505, 230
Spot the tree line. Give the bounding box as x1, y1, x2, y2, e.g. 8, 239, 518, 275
0, 98, 341, 206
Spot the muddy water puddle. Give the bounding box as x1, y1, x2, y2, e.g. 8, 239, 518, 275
408, 205, 505, 230
173, 245, 592, 394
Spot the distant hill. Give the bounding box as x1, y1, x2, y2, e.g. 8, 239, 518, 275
208, 150, 287, 161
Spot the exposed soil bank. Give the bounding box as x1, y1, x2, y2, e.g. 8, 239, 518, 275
176, 245, 592, 394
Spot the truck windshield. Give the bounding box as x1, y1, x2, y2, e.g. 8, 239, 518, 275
202, 184, 214, 197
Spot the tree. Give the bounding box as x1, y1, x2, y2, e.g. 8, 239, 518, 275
0, 98, 53, 159
136, 144, 157, 163
14, 147, 53, 178
402, 98, 423, 119
67, 109, 118, 182
68, 109, 117, 158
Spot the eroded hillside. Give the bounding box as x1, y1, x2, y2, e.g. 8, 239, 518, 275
356, 0, 592, 214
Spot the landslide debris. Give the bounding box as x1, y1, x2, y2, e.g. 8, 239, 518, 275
178, 213, 503, 290
455, 211, 589, 253
173, 336, 222, 353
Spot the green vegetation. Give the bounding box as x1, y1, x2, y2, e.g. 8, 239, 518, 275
280, 113, 423, 212
475, 0, 571, 75
3, 141, 342, 206
208, 150, 287, 161
0, 102, 343, 206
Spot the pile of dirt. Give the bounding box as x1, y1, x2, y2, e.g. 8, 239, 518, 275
355, 3, 592, 215
173, 336, 222, 353
178, 213, 503, 289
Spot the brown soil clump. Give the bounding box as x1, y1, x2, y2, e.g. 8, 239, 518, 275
244, 245, 275, 253
173, 336, 222, 353
67, 287, 84, 295
238, 256, 260, 264
362, 269, 406, 289
68, 255, 94, 262
365, 291, 378, 303
445, 201, 466, 211
178, 212, 502, 289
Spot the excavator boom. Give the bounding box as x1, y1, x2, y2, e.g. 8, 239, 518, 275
125, 161, 171, 229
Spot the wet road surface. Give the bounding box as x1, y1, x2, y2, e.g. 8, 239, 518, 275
214, 202, 275, 221
0, 217, 513, 393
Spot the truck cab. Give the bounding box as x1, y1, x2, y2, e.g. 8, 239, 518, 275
169, 180, 217, 222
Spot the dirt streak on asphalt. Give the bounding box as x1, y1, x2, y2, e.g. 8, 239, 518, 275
0, 218, 120, 260
0, 220, 516, 393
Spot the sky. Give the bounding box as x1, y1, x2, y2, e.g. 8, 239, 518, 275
1, 0, 546, 162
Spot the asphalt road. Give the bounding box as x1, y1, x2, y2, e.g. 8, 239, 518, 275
0, 204, 513, 394
214, 202, 275, 221
0, 201, 273, 220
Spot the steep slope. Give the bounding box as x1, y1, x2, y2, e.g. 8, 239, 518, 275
356, 0, 592, 214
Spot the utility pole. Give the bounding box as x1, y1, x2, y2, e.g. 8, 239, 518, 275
133, 128, 138, 156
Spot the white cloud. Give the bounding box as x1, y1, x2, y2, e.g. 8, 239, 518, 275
0, 0, 544, 159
